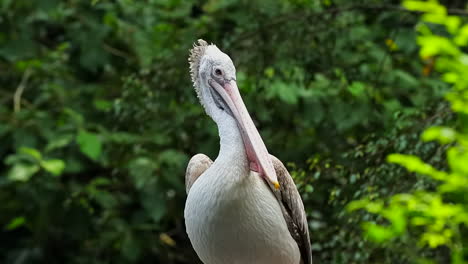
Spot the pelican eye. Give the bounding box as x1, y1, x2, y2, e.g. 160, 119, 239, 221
215, 68, 222, 76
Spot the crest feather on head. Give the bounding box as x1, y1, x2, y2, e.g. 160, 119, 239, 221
189, 39, 209, 85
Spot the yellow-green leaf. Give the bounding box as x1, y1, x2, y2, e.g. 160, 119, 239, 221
41, 159, 66, 176
8, 163, 39, 182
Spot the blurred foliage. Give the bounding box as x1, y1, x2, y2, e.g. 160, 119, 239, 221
348, 1, 468, 263
0, 0, 464, 263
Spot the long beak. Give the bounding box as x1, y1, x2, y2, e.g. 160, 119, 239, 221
209, 79, 280, 189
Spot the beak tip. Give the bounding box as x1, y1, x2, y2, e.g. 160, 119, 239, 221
273, 181, 280, 190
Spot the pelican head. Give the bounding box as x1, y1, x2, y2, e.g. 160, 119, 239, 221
188, 39, 279, 189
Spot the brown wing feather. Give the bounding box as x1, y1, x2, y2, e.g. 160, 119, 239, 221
268, 155, 312, 264
185, 154, 213, 194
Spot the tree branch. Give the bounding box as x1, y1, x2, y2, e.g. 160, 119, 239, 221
14, 68, 32, 113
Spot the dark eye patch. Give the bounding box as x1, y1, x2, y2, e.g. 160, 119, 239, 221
209, 85, 232, 116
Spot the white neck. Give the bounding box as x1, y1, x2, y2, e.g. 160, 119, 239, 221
198, 81, 249, 175
214, 111, 249, 175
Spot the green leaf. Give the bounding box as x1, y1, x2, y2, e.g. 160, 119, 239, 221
268, 81, 299, 104
40, 159, 66, 176
8, 163, 39, 182
63, 108, 85, 125
142, 186, 166, 223
264, 67, 275, 78
394, 70, 418, 88
5, 216, 26, 230
447, 147, 468, 175
347, 199, 370, 211
77, 130, 102, 161
422, 126, 456, 144
365, 201, 384, 214
383, 207, 406, 233
454, 25, 468, 46
128, 157, 156, 190
94, 99, 113, 111
387, 154, 442, 178
348, 81, 366, 97
445, 16, 460, 34
19, 147, 42, 161
363, 222, 396, 243
421, 232, 448, 248
403, 1, 446, 16
45, 134, 74, 152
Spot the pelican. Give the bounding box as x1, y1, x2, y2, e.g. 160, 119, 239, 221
184, 39, 312, 264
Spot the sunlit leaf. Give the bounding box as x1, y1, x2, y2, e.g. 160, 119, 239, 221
363, 222, 396, 243
387, 154, 439, 177
8, 163, 39, 182
422, 126, 456, 144
40, 159, 66, 176
421, 232, 448, 248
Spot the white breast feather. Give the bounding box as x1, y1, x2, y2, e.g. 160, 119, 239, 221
185, 164, 300, 264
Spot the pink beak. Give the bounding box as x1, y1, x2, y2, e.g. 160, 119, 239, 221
210, 79, 280, 189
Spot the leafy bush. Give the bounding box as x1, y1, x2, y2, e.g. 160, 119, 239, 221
349, 1, 468, 263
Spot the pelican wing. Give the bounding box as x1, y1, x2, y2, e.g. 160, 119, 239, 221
269, 155, 312, 264
185, 153, 213, 194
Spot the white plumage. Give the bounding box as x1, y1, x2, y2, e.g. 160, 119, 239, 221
185, 114, 300, 264
184, 40, 312, 264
